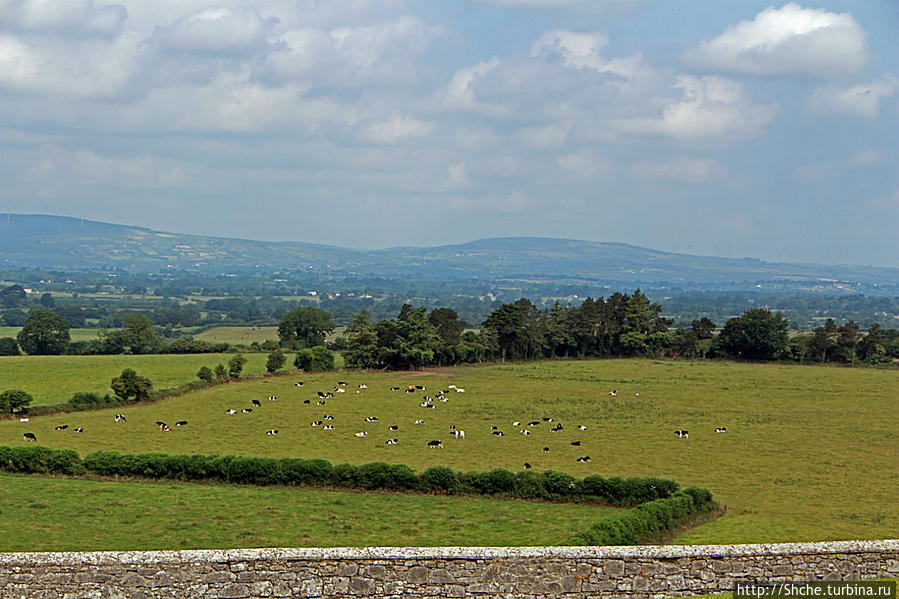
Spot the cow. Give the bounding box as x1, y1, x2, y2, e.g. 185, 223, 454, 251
414, 419, 425, 425
323, 425, 334, 430
570, 441, 581, 446
386, 438, 398, 445
317, 400, 326, 406
295, 382, 304, 387
268, 395, 278, 401
323, 415, 334, 421
390, 386, 400, 391
447, 385, 457, 390
310, 421, 323, 427
160, 424, 171, 432
415, 385, 425, 390
317, 391, 326, 398
451, 430, 465, 439
512, 421, 521, 426
405, 388, 415, 393
542, 417, 553, 422
335, 388, 346, 393
527, 421, 540, 426
577, 425, 588, 431
550, 424, 563, 432
492, 431, 504, 436
524, 462, 532, 469
715, 427, 728, 433
577, 456, 591, 463
73, 427, 84, 433
338, 381, 347, 386
226, 409, 237, 415
354, 431, 367, 438
175, 421, 188, 426
389, 425, 399, 431
455, 388, 465, 393
609, 390, 617, 396
358, 384, 367, 389
242, 408, 253, 413
55, 425, 68, 431
23, 432, 36, 442
440, 397, 449, 403
365, 416, 378, 422
252, 399, 262, 407
115, 414, 127, 423
427, 440, 443, 448
543, 446, 550, 453
675, 430, 689, 438
520, 429, 531, 435
266, 429, 279, 435
19, 417, 29, 423
303, 400, 311, 404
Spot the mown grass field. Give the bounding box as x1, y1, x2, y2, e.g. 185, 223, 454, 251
0, 353, 269, 406
192, 326, 279, 345
0, 473, 617, 551
0, 326, 101, 342
0, 359, 896, 546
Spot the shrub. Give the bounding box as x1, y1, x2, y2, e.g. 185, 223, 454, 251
331, 463, 360, 487
294, 346, 335, 371
228, 354, 248, 378
196, 366, 213, 382
67, 392, 118, 410
0, 389, 33, 414
0, 337, 19, 355
514, 470, 550, 500
280, 458, 333, 486
266, 349, 286, 373
0, 446, 84, 475
473, 468, 517, 495
419, 466, 459, 494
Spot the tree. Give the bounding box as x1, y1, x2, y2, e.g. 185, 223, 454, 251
294, 346, 335, 371
214, 364, 228, 380
691, 317, 717, 340
482, 298, 542, 361
343, 309, 379, 368
197, 366, 214, 382
0, 337, 19, 356
121, 313, 161, 354
111, 369, 153, 402
720, 308, 790, 361
39, 293, 55, 308
228, 354, 248, 378
0, 284, 26, 307
277, 306, 335, 349
1, 308, 27, 326
266, 349, 286, 373
17, 309, 70, 355
0, 389, 33, 414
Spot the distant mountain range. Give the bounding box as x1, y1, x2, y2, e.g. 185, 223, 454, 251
1, 214, 897, 289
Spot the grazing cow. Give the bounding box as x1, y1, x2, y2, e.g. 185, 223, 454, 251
608, 390, 617, 396
317, 400, 326, 406
268, 395, 277, 401
226, 409, 237, 415
155, 421, 165, 426
491, 426, 498, 430
451, 430, 465, 439
55, 425, 68, 431
389, 425, 399, 431
550, 424, 563, 432
325, 392, 334, 398
543, 447, 550, 453
512, 421, 521, 426
492, 431, 505, 436
303, 400, 311, 404
358, 384, 367, 389
570, 441, 581, 446
310, 421, 323, 427
23, 432, 36, 442
675, 430, 689, 438
427, 440, 443, 448
242, 408, 253, 413
542, 417, 553, 422
440, 397, 449, 403
323, 425, 334, 430
160, 424, 171, 432
19, 417, 29, 423
335, 388, 346, 393
415, 385, 425, 390
524, 463, 532, 469
365, 416, 378, 422
323, 415, 334, 421
252, 399, 262, 407
447, 385, 457, 390
421, 403, 435, 409
386, 438, 398, 445
405, 388, 415, 393
715, 427, 728, 433
577, 456, 591, 463
390, 387, 400, 391
295, 382, 304, 387
455, 388, 465, 393
338, 381, 347, 386
354, 431, 367, 438
266, 429, 279, 435
449, 424, 456, 430
414, 419, 425, 425
317, 391, 326, 398
175, 421, 188, 426
73, 427, 84, 433
115, 414, 127, 423
520, 429, 531, 435
528, 421, 540, 426
577, 425, 588, 431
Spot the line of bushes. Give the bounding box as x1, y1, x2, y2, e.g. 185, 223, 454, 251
0, 446, 678, 506
564, 486, 718, 546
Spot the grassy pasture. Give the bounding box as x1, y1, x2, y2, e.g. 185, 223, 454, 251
0, 473, 617, 551
193, 326, 279, 345
0, 353, 269, 406
0, 327, 101, 342
0, 359, 895, 546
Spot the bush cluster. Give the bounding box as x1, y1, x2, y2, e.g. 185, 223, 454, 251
0, 447, 679, 505
565, 486, 718, 546
0, 446, 85, 475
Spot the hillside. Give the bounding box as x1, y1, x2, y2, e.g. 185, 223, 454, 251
1, 214, 897, 288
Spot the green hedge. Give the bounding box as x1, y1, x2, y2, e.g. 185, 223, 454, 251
0, 446, 85, 475
564, 486, 718, 546
0, 446, 680, 506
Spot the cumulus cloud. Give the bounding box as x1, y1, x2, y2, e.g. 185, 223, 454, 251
152, 7, 274, 54
632, 156, 727, 183
444, 56, 501, 106
0, 0, 127, 38
475, 0, 638, 9
614, 75, 778, 141
358, 113, 432, 144
807, 78, 897, 118
530, 30, 639, 79
687, 2, 868, 78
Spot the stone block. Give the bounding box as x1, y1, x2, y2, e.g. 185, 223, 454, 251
214, 583, 251, 598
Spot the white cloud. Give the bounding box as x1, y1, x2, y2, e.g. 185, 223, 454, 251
632, 156, 727, 183
358, 113, 432, 144
445, 56, 501, 106
687, 2, 868, 78
26, 146, 191, 188
530, 30, 639, 79
807, 78, 897, 118
153, 7, 274, 54
0, 0, 127, 38
476, 0, 637, 8
614, 75, 778, 141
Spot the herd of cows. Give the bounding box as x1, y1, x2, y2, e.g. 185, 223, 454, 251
18, 378, 728, 470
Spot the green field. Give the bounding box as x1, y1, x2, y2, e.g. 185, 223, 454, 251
0, 359, 896, 546
0, 473, 617, 551
193, 326, 279, 345
0, 326, 101, 342
0, 353, 269, 405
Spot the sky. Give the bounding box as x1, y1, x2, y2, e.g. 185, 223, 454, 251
0, 0, 896, 267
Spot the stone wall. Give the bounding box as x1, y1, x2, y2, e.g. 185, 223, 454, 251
1, 540, 897, 598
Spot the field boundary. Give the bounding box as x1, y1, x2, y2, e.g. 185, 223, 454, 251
1, 540, 896, 598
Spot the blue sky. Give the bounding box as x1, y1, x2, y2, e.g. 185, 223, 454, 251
0, 0, 896, 266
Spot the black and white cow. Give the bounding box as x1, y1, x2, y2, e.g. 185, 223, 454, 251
23, 432, 36, 442
675, 430, 689, 438
175, 421, 188, 426
715, 427, 728, 433
577, 456, 591, 463
266, 429, 279, 435
252, 399, 262, 407
427, 440, 443, 448
115, 414, 127, 423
